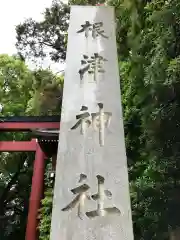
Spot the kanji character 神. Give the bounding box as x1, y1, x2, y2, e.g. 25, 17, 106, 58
71, 103, 112, 146
71, 106, 92, 135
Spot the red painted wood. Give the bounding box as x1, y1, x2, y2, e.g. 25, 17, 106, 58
26, 144, 45, 240
0, 120, 59, 239
0, 122, 59, 130
0, 139, 37, 152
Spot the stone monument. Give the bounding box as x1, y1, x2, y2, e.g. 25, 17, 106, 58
50, 5, 134, 240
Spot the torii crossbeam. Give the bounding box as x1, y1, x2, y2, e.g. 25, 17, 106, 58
0, 116, 60, 240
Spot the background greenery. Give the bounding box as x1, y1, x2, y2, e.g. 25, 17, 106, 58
0, 53, 62, 239
1, 0, 180, 239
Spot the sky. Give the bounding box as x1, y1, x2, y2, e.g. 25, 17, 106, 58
0, 0, 65, 71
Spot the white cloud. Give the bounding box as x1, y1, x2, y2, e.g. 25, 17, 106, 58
0, 0, 53, 54
0, 0, 65, 71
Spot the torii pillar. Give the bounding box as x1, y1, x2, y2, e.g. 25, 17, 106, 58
26, 143, 46, 240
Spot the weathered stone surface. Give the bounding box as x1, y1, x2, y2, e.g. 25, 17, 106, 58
50, 6, 134, 240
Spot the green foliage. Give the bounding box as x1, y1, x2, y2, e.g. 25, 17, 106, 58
14, 0, 180, 239
0, 54, 62, 239
0, 54, 33, 116
15, 0, 107, 63
0, 152, 34, 240
38, 190, 53, 240
0, 55, 34, 239
26, 69, 63, 116
16, 0, 70, 62
38, 166, 54, 240
116, 0, 180, 238
69, 0, 105, 6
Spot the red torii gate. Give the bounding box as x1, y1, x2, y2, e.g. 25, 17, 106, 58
0, 116, 60, 240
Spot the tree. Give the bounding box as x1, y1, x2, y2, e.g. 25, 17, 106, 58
0, 54, 34, 239
0, 54, 62, 239
0, 54, 33, 116
16, 0, 180, 239
26, 69, 63, 116
15, 0, 106, 63
16, 0, 70, 62
115, 0, 180, 239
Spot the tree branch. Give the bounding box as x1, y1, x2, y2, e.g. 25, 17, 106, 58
0, 158, 27, 208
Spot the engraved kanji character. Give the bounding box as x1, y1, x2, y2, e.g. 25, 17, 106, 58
92, 22, 108, 39
79, 53, 107, 82
77, 21, 92, 38
91, 103, 112, 146
77, 21, 108, 39
61, 174, 90, 220
71, 106, 92, 135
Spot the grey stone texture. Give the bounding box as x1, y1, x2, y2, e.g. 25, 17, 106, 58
50, 6, 134, 240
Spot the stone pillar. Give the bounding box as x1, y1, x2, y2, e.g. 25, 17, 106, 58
50, 6, 134, 240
